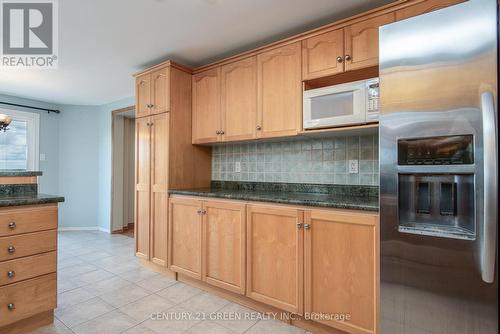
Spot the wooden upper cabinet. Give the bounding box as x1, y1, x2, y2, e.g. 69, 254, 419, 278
257, 42, 302, 138
344, 13, 395, 71
149, 113, 169, 266
302, 29, 345, 80
304, 209, 378, 334
246, 204, 303, 314
136, 74, 151, 118
150, 68, 170, 115
192, 68, 222, 144
168, 197, 203, 279
135, 117, 151, 259
396, 0, 465, 20
202, 200, 246, 294
221, 57, 258, 142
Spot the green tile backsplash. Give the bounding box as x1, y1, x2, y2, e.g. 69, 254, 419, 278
211, 134, 379, 185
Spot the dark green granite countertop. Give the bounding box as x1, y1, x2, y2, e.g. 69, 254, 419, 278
0, 170, 43, 177
169, 181, 379, 211
0, 193, 65, 207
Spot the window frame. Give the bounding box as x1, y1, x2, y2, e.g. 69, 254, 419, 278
0, 108, 40, 170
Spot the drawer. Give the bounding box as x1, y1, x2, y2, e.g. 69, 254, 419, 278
0, 231, 57, 261
0, 252, 56, 286
0, 206, 57, 237
0, 273, 56, 327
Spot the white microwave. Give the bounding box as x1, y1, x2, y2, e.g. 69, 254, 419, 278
303, 78, 379, 130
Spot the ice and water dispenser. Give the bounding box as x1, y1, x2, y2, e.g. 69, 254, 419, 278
397, 135, 476, 240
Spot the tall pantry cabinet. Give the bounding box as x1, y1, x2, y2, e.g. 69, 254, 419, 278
134, 62, 211, 265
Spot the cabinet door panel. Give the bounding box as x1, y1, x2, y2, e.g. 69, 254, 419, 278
202, 200, 246, 294
192, 68, 221, 144
136, 74, 151, 118
135, 117, 151, 259
151, 68, 170, 115
246, 204, 303, 314
257, 42, 302, 138
221, 57, 257, 142
344, 13, 394, 71
169, 198, 202, 279
150, 113, 169, 266
304, 209, 378, 334
302, 29, 344, 80
396, 0, 464, 20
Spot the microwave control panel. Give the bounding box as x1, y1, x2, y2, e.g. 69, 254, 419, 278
366, 78, 379, 113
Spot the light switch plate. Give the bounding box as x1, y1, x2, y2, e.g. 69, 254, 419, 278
40, 153, 46, 161
348, 160, 359, 174
235, 161, 241, 173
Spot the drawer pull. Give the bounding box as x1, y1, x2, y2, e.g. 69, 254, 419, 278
7, 303, 15, 311
7, 270, 15, 278
7, 245, 15, 254
8, 222, 16, 230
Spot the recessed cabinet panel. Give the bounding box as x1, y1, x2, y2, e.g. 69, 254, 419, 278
344, 13, 395, 71
221, 57, 258, 142
192, 68, 221, 144
302, 29, 345, 80
136, 74, 151, 118
135, 117, 151, 259
151, 68, 170, 115
257, 42, 302, 138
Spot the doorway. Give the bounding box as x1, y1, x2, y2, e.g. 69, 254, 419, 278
111, 106, 135, 236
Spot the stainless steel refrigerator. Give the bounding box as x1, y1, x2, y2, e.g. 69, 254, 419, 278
379, 0, 498, 333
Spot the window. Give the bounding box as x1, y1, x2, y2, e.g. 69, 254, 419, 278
0, 109, 40, 170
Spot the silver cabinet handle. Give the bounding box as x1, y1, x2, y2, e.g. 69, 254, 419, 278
481, 91, 497, 283
7, 271, 15, 278
8, 222, 16, 230
7, 303, 15, 310
336, 56, 343, 63
304, 224, 311, 230
197, 209, 202, 214
220, 130, 225, 135
7, 245, 15, 254
216, 130, 221, 135
297, 223, 303, 229
256, 125, 262, 131
345, 54, 351, 61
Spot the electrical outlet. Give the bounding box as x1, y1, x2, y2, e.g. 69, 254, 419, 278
40, 153, 46, 161
235, 161, 241, 173
348, 160, 359, 174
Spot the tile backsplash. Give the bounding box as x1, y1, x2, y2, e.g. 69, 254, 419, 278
212, 134, 379, 185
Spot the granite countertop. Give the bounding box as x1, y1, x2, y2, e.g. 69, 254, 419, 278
169, 181, 379, 211
0, 170, 43, 177
0, 193, 65, 207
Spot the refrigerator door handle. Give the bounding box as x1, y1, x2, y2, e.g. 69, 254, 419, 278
481, 91, 497, 283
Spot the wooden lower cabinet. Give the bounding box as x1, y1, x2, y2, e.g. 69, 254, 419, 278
304, 209, 379, 334
168, 197, 203, 279
246, 204, 303, 314
202, 200, 246, 294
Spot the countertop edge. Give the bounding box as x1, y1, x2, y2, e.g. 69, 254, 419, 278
0, 194, 65, 207
0, 170, 43, 177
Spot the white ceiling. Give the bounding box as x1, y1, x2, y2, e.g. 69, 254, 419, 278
0, 0, 394, 106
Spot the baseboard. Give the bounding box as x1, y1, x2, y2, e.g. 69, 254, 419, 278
98, 227, 111, 233
58, 226, 99, 231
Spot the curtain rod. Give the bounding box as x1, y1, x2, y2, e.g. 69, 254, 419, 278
0, 101, 61, 114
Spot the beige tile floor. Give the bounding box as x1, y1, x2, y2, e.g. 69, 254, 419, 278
28, 231, 308, 334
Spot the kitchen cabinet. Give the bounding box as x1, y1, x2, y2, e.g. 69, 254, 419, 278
192, 67, 221, 144
344, 13, 395, 71
134, 64, 211, 263
257, 42, 302, 138
246, 204, 303, 314
302, 29, 345, 80
135, 67, 170, 118
168, 197, 203, 279
304, 209, 378, 334
396, 0, 465, 20
202, 200, 246, 294
221, 57, 258, 142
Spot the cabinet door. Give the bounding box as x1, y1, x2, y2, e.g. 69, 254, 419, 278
202, 200, 246, 294
257, 42, 302, 138
302, 29, 344, 80
344, 13, 394, 71
151, 67, 170, 115
192, 68, 222, 144
150, 113, 169, 266
304, 209, 378, 334
168, 197, 203, 279
135, 117, 151, 259
221, 57, 257, 142
246, 204, 303, 314
396, 0, 465, 20
136, 74, 151, 118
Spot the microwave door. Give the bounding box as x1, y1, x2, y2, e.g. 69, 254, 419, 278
304, 83, 367, 129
